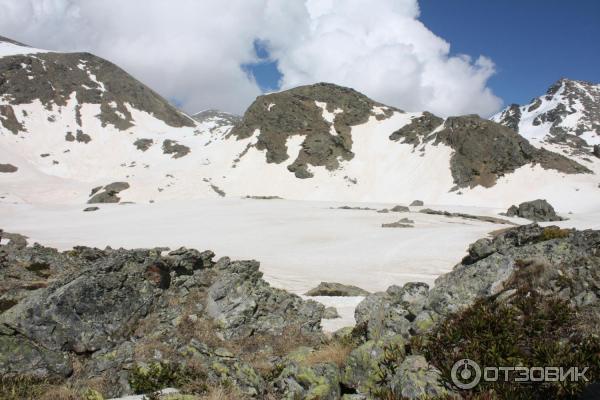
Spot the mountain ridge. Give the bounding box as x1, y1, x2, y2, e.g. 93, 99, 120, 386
0, 36, 598, 212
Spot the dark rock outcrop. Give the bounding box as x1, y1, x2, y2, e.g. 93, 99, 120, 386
389, 112, 443, 145
305, 282, 369, 297
133, 138, 153, 152
356, 224, 600, 342
381, 218, 414, 228
492, 103, 521, 132
162, 139, 190, 159
505, 199, 564, 222
87, 181, 130, 204
391, 113, 590, 188
0, 240, 325, 398
594, 144, 600, 159
230, 82, 398, 179
420, 208, 514, 225
493, 78, 600, 151
0, 163, 18, 173
0, 43, 194, 133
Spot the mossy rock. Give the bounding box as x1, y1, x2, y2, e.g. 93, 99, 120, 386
342, 335, 406, 393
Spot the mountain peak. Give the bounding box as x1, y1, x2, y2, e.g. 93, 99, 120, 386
492, 77, 600, 152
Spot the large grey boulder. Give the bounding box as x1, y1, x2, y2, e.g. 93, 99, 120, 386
207, 258, 324, 339
505, 199, 563, 221
593, 144, 600, 159
355, 282, 430, 340
1, 248, 168, 354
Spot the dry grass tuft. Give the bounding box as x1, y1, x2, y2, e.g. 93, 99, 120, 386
198, 385, 245, 400
303, 341, 352, 368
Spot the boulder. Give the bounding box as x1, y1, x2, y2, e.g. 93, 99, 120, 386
505, 199, 563, 221
355, 283, 430, 340
273, 361, 341, 400
409, 200, 424, 207
207, 258, 324, 339
593, 144, 600, 159
305, 282, 369, 297
342, 335, 406, 393
390, 205, 410, 212
323, 307, 340, 319
0, 163, 18, 173
391, 355, 450, 399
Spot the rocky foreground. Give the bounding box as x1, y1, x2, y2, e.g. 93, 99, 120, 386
0, 224, 599, 400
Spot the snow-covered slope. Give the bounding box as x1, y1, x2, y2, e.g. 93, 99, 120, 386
492, 78, 600, 149
1, 37, 598, 212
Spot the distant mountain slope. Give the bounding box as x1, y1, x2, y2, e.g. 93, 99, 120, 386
0, 37, 598, 211
192, 109, 241, 128
492, 78, 600, 156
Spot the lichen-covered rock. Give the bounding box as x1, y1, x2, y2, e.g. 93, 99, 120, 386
0, 239, 325, 398
274, 361, 341, 400
207, 258, 324, 339
0, 328, 72, 378
355, 283, 430, 340
1, 248, 167, 354
167, 248, 215, 275
342, 335, 406, 394
505, 199, 564, 221
428, 224, 598, 315
390, 355, 450, 399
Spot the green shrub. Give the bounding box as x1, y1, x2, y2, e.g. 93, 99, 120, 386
129, 361, 207, 394
420, 290, 600, 400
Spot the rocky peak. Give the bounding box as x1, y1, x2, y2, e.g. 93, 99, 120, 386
192, 109, 241, 126
0, 36, 195, 135
229, 82, 399, 178
391, 113, 590, 188
491, 78, 600, 152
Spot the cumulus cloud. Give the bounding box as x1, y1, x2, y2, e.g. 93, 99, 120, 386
0, 0, 502, 116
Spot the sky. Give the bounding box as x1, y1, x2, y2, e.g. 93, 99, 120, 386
418, 0, 600, 106
0, 0, 597, 117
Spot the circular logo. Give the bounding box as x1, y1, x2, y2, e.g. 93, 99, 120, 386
451, 359, 481, 389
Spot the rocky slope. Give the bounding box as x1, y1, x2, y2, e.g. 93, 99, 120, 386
192, 109, 241, 130
1, 223, 598, 399
492, 78, 600, 156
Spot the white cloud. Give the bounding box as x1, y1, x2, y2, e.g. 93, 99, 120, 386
0, 0, 502, 117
